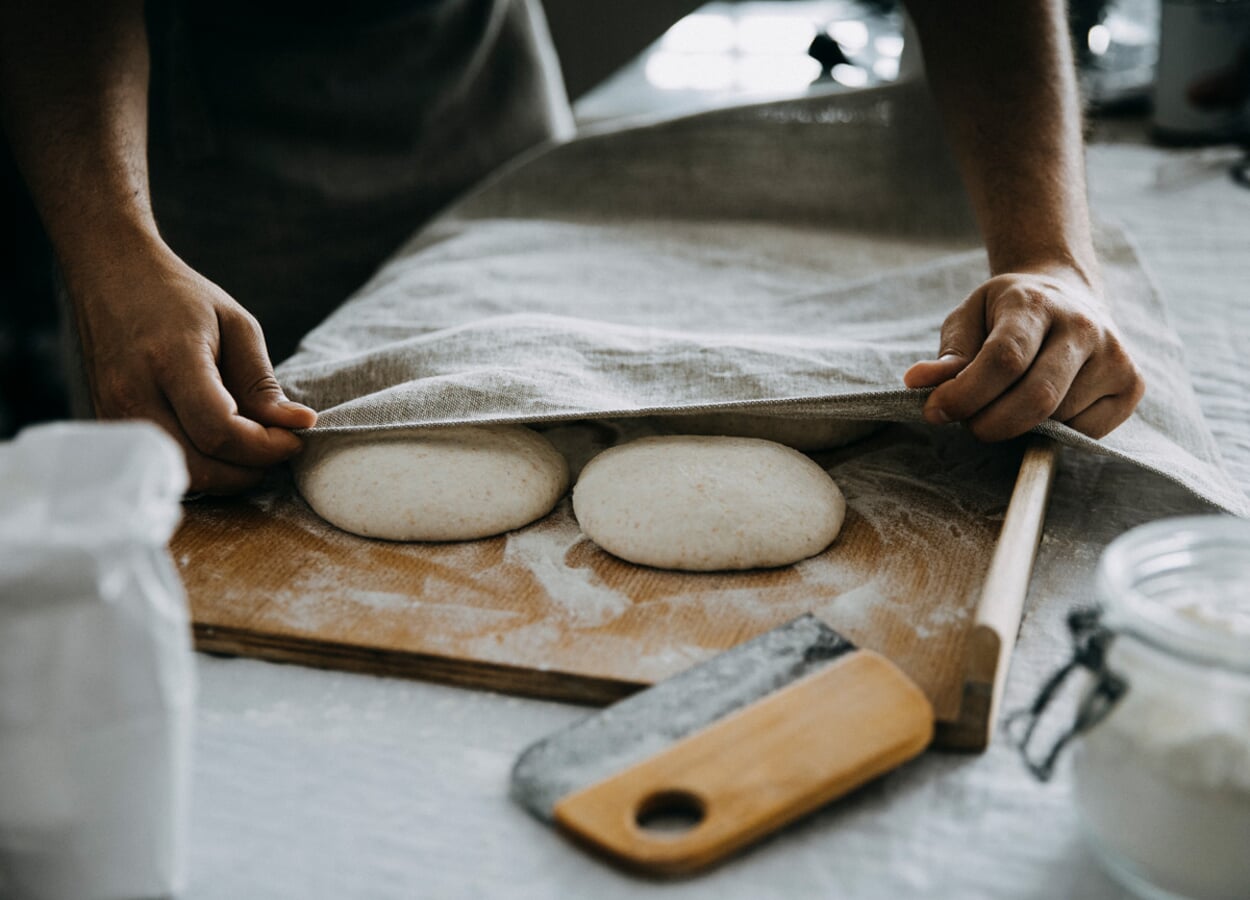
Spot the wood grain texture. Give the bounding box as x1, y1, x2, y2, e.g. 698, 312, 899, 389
552, 650, 934, 876
173, 422, 1049, 747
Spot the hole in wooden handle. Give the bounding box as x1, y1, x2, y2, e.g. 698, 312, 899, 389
634, 789, 706, 836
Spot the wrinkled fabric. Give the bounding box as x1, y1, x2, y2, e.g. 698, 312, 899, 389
277, 82, 1249, 516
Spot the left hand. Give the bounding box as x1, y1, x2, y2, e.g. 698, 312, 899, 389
903, 267, 1145, 441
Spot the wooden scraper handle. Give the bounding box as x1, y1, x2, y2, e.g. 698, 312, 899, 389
551, 649, 934, 877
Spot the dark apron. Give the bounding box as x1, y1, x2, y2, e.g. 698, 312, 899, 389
144, 0, 571, 364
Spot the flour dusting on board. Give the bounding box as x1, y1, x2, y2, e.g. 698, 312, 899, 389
809, 426, 1013, 641
502, 507, 630, 627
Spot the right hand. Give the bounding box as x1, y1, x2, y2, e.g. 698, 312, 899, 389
904, 266, 1145, 442
66, 245, 317, 494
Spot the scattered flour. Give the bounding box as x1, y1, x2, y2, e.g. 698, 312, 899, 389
502, 509, 630, 628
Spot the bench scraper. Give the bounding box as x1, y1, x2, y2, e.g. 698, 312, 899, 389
510, 613, 934, 876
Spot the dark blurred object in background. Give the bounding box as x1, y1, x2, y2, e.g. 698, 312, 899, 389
1, 142, 67, 440
1152, 0, 1250, 144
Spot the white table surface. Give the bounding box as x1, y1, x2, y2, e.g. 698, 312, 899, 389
186, 121, 1250, 900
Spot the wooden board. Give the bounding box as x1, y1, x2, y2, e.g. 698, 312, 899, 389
174, 421, 1056, 751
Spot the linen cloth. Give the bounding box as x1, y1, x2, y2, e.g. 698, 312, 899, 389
277, 82, 1249, 516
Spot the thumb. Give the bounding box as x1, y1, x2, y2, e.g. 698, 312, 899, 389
218, 309, 318, 430
903, 291, 987, 389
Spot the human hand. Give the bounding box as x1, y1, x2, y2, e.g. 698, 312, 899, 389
903, 267, 1144, 441
67, 246, 317, 493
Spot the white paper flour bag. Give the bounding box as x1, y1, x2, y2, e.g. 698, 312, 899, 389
0, 422, 194, 900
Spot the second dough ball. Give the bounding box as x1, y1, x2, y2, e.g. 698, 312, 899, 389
572, 435, 845, 571
294, 425, 569, 541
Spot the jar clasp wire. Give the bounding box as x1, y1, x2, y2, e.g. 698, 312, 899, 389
1005, 608, 1129, 782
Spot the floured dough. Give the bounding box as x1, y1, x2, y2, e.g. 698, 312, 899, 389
656, 412, 881, 451
294, 426, 569, 541
572, 435, 845, 571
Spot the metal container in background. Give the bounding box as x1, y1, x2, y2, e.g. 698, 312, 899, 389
1153, 0, 1250, 142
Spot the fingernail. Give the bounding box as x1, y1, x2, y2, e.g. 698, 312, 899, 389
924, 406, 952, 425
938, 353, 962, 364
277, 399, 313, 412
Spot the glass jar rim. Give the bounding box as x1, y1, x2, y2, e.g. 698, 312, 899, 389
1097, 515, 1250, 673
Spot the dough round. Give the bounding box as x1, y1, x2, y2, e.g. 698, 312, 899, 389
294, 426, 569, 541
572, 435, 845, 571
657, 412, 881, 451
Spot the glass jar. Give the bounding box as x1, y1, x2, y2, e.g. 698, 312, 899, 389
1074, 516, 1250, 900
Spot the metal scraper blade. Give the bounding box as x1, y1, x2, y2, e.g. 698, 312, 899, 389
510, 613, 855, 821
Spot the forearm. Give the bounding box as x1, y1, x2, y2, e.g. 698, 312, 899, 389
0, 0, 164, 285
1, 0, 319, 490
905, 0, 1099, 290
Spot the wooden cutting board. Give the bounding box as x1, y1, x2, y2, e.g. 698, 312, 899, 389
174, 421, 1057, 751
